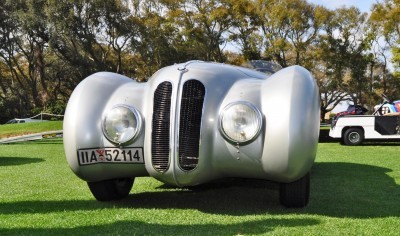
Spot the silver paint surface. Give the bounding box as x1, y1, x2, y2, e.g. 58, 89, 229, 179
64, 61, 320, 185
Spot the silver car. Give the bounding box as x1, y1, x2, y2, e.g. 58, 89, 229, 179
63, 61, 320, 208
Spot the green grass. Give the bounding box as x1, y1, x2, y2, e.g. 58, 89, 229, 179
0, 121, 63, 139
1, 140, 400, 235
320, 125, 331, 130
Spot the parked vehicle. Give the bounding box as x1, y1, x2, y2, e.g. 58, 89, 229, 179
5, 118, 47, 124
63, 61, 320, 208
331, 105, 368, 128
330, 115, 400, 145
330, 94, 400, 145
373, 94, 400, 116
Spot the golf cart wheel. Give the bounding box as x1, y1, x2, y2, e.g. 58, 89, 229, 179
280, 172, 310, 208
343, 128, 364, 146
87, 178, 134, 201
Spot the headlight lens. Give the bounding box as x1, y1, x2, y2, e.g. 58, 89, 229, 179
103, 105, 142, 144
220, 102, 262, 143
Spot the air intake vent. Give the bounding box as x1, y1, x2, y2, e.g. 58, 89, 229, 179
179, 80, 205, 171
152, 82, 172, 172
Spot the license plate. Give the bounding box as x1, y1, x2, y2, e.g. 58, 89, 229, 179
77, 147, 144, 166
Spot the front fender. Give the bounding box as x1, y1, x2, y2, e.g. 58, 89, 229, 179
261, 66, 320, 182
63, 72, 148, 181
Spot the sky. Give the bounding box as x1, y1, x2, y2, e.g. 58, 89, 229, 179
308, 0, 380, 13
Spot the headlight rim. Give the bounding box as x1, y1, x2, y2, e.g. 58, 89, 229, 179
219, 101, 263, 144
102, 104, 142, 145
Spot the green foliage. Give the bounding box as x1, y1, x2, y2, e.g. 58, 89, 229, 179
226, 0, 262, 60
393, 43, 400, 74
0, 0, 399, 122
369, 0, 400, 100
313, 7, 375, 120
259, 0, 324, 68
44, 100, 66, 117
1, 140, 400, 234
370, 0, 400, 45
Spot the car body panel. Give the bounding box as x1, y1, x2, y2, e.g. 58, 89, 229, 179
64, 61, 320, 185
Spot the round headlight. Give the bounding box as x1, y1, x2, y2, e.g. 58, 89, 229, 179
220, 102, 262, 143
102, 105, 142, 144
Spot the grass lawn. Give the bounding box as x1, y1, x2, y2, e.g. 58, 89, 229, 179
0, 121, 63, 139
1, 139, 400, 235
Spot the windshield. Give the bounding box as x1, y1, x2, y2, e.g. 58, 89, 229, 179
243, 60, 282, 75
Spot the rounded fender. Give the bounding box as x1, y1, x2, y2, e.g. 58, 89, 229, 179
261, 66, 320, 182
63, 72, 142, 180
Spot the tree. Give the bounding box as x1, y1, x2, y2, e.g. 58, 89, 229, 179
166, 0, 232, 62
257, 0, 326, 68
369, 0, 400, 99
225, 0, 262, 60
370, 0, 400, 46
0, 0, 51, 114
0, 0, 398, 123
314, 6, 374, 120
128, 0, 191, 80
370, 0, 400, 77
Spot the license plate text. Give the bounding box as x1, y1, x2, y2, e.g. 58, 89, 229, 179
78, 147, 144, 166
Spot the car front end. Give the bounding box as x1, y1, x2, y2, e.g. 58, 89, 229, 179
64, 61, 320, 207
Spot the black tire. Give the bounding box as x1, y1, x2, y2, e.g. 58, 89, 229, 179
279, 172, 310, 208
343, 128, 364, 146
87, 178, 134, 201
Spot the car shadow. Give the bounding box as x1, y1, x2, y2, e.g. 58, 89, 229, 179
122, 161, 400, 218
358, 141, 400, 146
0, 162, 399, 219
0, 157, 44, 166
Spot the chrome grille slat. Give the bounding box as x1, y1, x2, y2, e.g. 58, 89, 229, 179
178, 80, 205, 171
151, 82, 172, 172
151, 80, 205, 172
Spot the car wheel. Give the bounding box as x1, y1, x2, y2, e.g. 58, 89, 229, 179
279, 172, 310, 208
87, 178, 134, 201
343, 128, 364, 146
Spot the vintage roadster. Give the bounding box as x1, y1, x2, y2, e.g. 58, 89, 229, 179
63, 61, 320, 208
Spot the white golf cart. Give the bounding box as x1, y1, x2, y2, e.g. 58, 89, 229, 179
329, 97, 400, 145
